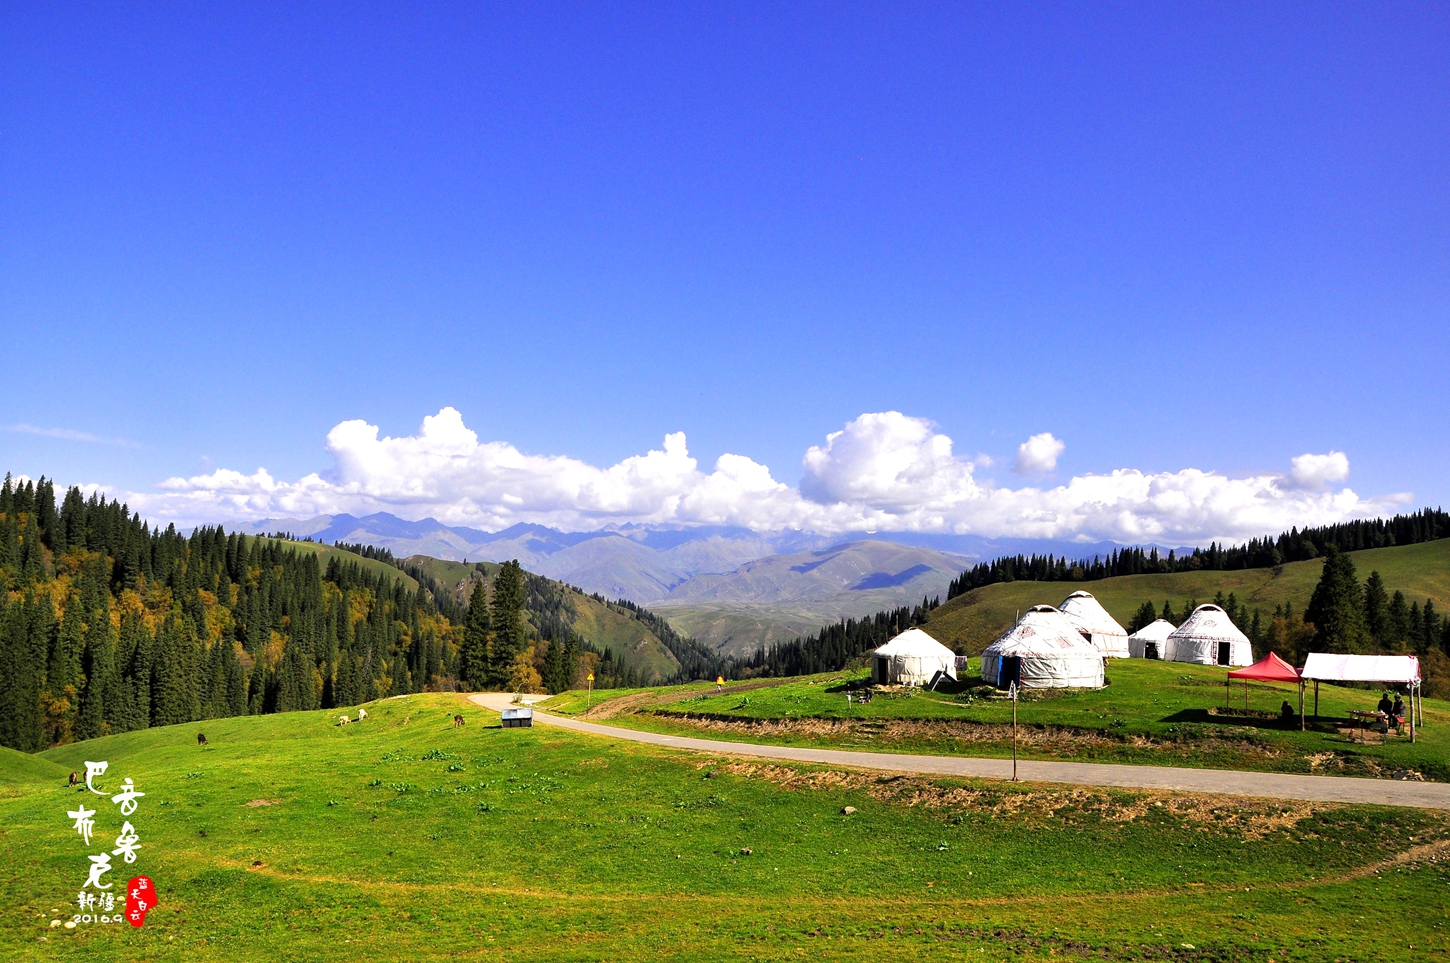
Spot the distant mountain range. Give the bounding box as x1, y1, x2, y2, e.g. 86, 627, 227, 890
226, 511, 1155, 652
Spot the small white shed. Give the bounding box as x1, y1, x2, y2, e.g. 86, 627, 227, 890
870, 628, 958, 686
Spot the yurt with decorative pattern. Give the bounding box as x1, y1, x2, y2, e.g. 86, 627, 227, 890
1166, 604, 1253, 667
1058, 591, 1130, 658
980, 606, 1106, 689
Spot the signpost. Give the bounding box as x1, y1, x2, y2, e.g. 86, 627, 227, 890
587, 672, 594, 711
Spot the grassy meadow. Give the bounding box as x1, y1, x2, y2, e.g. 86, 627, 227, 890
925, 539, 1450, 653
3, 693, 1450, 961
547, 659, 1450, 781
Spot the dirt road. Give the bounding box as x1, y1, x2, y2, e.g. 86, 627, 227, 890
466, 692, 1450, 809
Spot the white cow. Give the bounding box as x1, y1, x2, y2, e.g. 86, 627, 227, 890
356, 707, 368, 721
337, 715, 350, 726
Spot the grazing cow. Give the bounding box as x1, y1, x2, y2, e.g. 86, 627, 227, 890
356, 707, 368, 721
452, 714, 465, 727
68, 771, 80, 788
197, 733, 208, 746
337, 715, 350, 726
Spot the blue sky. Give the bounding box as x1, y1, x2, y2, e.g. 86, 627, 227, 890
1, 3, 1447, 542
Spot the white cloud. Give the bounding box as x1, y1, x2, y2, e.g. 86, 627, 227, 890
1014, 432, 1064, 475
101, 408, 1405, 547
1290, 451, 1350, 489
4, 423, 144, 448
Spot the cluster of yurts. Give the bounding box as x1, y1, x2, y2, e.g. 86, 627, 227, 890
870, 594, 1254, 690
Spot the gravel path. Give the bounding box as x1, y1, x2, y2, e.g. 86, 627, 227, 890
467, 692, 1450, 809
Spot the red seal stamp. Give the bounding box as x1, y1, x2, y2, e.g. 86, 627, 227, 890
125, 876, 156, 927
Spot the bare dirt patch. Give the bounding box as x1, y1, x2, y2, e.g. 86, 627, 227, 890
705, 760, 1335, 840
243, 798, 281, 808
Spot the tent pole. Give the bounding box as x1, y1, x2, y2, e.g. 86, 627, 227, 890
1410, 684, 1416, 743
1298, 681, 1305, 731
1314, 680, 1319, 721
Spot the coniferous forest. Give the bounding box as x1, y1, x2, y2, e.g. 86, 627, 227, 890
0, 476, 476, 752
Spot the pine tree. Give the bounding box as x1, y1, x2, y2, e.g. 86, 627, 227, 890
461, 581, 491, 688
151, 612, 201, 726
76, 594, 115, 741
1127, 601, 1158, 634
1363, 571, 1389, 647
1305, 546, 1368, 653
1386, 591, 1411, 651
488, 561, 526, 687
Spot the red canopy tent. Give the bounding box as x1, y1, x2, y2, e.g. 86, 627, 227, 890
1222, 651, 1300, 713
1228, 652, 1301, 683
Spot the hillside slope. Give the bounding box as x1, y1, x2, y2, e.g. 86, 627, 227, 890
403, 555, 685, 683
926, 537, 1450, 653
262, 537, 419, 591
653, 540, 965, 654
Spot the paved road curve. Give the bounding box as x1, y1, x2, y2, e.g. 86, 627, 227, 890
467, 693, 1450, 810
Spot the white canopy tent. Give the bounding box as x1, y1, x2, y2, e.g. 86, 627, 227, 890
1299, 653, 1423, 739
1127, 619, 1177, 660
981, 606, 1105, 689
1058, 591, 1130, 658
1167, 604, 1253, 667
871, 628, 958, 686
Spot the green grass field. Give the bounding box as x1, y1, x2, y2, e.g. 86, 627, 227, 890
926, 539, 1450, 653
551, 659, 1450, 781
5, 694, 1450, 961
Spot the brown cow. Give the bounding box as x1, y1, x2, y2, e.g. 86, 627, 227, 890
452, 714, 465, 727
68, 771, 80, 788
197, 732, 208, 746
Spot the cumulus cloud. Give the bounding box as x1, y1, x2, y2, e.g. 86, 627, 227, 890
1014, 432, 1065, 475
1290, 450, 1350, 489
104, 408, 1405, 547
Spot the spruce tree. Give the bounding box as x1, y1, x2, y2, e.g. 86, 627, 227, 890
1386, 591, 1411, 650
76, 595, 115, 741
461, 581, 491, 688
1363, 571, 1389, 646
1128, 601, 1158, 634
488, 561, 526, 687
1305, 545, 1368, 654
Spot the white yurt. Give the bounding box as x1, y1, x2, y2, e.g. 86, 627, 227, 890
1127, 619, 1177, 660
1167, 605, 1253, 667
870, 628, 958, 686
1058, 591, 1130, 658
980, 606, 1106, 689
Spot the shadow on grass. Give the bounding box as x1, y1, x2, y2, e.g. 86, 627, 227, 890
1160, 708, 1346, 734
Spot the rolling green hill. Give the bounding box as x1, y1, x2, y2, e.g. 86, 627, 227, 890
4, 694, 1447, 961
0, 745, 69, 789
403, 555, 686, 683
258, 537, 420, 592
926, 537, 1450, 653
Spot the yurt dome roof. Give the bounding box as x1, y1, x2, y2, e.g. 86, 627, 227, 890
986, 606, 1099, 656
873, 627, 954, 658
1168, 604, 1251, 644
1058, 591, 1129, 638
1128, 619, 1176, 642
